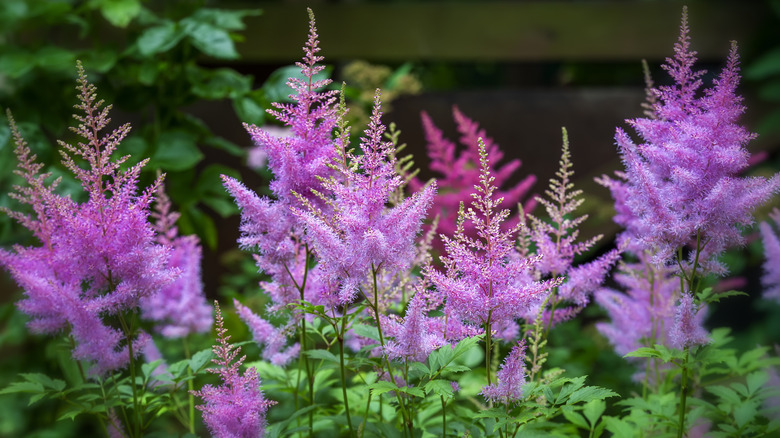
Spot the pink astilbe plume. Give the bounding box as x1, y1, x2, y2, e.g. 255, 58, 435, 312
481, 340, 527, 405
221, 8, 338, 310
760, 208, 780, 302
193, 302, 275, 438
140, 182, 212, 338
522, 129, 621, 326
233, 299, 300, 366
409, 107, 536, 247
0, 63, 176, 376
670, 292, 709, 350
384, 291, 445, 362
426, 138, 560, 335
608, 9, 780, 273
293, 90, 436, 304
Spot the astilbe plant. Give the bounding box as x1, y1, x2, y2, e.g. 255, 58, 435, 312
409, 107, 536, 249
760, 208, 780, 302
192, 301, 275, 438
0, 63, 176, 376
140, 181, 212, 338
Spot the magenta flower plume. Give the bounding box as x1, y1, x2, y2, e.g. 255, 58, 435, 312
193, 302, 275, 438
481, 341, 527, 405
243, 8, 338, 208
141, 183, 212, 338
0, 63, 176, 375
384, 292, 445, 362
760, 208, 780, 302
409, 107, 536, 247
521, 129, 620, 325
670, 292, 709, 350
611, 10, 780, 273
234, 299, 300, 366
595, 257, 683, 358
426, 138, 559, 333
222, 9, 339, 311
293, 90, 436, 304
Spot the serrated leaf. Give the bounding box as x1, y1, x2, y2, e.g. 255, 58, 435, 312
182, 19, 238, 59
566, 386, 618, 405
747, 371, 769, 395
408, 361, 430, 377
137, 21, 183, 56
440, 364, 471, 374
583, 399, 606, 427
424, 379, 454, 398
400, 386, 424, 398
20, 373, 66, 391
99, 0, 140, 28
0, 381, 44, 395
189, 349, 213, 372
562, 408, 589, 430
624, 347, 662, 359
351, 324, 380, 342
305, 349, 339, 364
734, 400, 758, 429
369, 381, 399, 397
707, 385, 741, 405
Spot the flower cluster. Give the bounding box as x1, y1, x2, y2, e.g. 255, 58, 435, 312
760, 208, 780, 302
409, 107, 536, 248
481, 340, 527, 405
0, 64, 176, 375
140, 182, 212, 338
193, 302, 275, 438
605, 10, 780, 273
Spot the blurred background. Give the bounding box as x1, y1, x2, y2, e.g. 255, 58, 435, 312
1, 0, 779, 435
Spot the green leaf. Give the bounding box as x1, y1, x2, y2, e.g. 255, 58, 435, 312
20, 373, 66, 392
369, 381, 399, 397
0, 381, 44, 395
192, 68, 251, 100
734, 399, 759, 429
35, 46, 76, 73
151, 130, 203, 171
624, 347, 661, 359
137, 21, 184, 56
566, 386, 618, 405
408, 361, 430, 378
191, 8, 261, 31
182, 19, 239, 59
99, 0, 141, 28
561, 408, 589, 430
583, 399, 606, 427
350, 323, 380, 342
400, 386, 424, 398
707, 385, 741, 405
305, 349, 339, 364
0, 51, 35, 78
424, 379, 454, 398
746, 371, 769, 395
234, 95, 266, 126
602, 416, 635, 437
746, 48, 780, 80
189, 349, 213, 372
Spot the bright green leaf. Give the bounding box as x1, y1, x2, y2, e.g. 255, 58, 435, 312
583, 399, 606, 427
137, 21, 184, 56
369, 381, 399, 397
424, 379, 454, 398
566, 386, 618, 405
351, 323, 380, 342
189, 349, 213, 372
99, 0, 141, 28
305, 349, 339, 364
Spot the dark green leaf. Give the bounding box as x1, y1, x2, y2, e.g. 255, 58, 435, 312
566, 386, 618, 405
234, 96, 266, 126
192, 68, 251, 100
137, 21, 184, 56
305, 349, 339, 364
191, 8, 261, 31
746, 48, 780, 80
424, 379, 454, 398
189, 349, 213, 372
0, 381, 44, 395
561, 408, 589, 430
99, 0, 141, 28
20, 373, 66, 392
182, 19, 239, 59
151, 130, 203, 171
351, 323, 380, 342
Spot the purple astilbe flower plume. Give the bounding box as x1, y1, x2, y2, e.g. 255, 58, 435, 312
140, 182, 212, 338
670, 292, 709, 350
426, 138, 560, 334
481, 340, 527, 405
384, 291, 445, 362
233, 299, 300, 366
760, 208, 780, 302
409, 107, 536, 248
293, 90, 436, 304
222, 9, 339, 310
595, 255, 692, 356
193, 302, 275, 438
611, 9, 780, 273
522, 129, 621, 325
0, 63, 176, 376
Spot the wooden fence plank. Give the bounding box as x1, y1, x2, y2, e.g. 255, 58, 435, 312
233, 1, 769, 62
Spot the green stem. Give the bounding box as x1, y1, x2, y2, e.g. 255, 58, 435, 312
339, 313, 355, 437
117, 313, 141, 438
441, 395, 447, 437
677, 347, 690, 438
359, 389, 373, 438
182, 337, 195, 435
